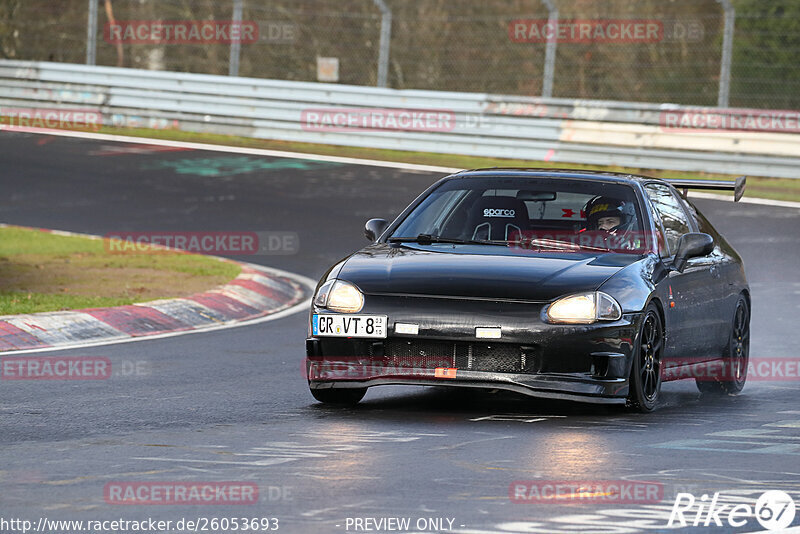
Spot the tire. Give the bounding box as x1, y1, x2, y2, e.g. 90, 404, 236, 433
628, 303, 664, 412
310, 387, 367, 405
696, 296, 749, 395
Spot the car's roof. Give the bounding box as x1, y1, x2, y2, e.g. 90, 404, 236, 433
448, 168, 659, 185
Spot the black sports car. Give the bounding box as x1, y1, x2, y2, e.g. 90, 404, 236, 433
305, 169, 750, 411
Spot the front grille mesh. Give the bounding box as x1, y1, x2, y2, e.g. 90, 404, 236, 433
473, 343, 522, 373
316, 337, 539, 374
383, 339, 532, 374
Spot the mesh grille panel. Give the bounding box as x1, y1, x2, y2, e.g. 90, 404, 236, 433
473, 343, 522, 373
384, 339, 455, 369
384, 338, 532, 374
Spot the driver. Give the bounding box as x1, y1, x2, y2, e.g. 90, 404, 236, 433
583, 196, 639, 250
597, 215, 620, 231
584, 196, 635, 233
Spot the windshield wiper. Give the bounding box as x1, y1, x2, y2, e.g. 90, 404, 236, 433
388, 234, 507, 246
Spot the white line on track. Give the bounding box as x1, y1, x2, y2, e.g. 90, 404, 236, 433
9, 126, 800, 210
689, 191, 800, 209
743, 527, 800, 534
5, 126, 459, 173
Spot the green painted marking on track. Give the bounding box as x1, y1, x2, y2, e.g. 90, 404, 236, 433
142, 156, 342, 177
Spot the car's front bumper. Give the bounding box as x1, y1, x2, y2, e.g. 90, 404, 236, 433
305, 295, 643, 404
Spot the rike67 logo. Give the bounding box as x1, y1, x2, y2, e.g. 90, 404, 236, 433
668, 490, 796, 530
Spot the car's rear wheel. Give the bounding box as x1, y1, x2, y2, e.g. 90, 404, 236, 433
310, 387, 367, 405
628, 303, 664, 412
696, 296, 749, 395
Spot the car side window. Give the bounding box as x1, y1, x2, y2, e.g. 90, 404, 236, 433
644, 183, 691, 255
645, 197, 670, 257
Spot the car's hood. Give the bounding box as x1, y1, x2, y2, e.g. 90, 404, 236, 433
337, 244, 641, 302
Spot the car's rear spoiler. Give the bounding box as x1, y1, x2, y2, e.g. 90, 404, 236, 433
666, 176, 746, 202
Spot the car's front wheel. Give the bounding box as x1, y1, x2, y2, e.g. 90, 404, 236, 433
696, 295, 749, 395
310, 387, 367, 405
628, 303, 664, 412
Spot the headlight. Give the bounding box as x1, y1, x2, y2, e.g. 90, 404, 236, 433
546, 291, 622, 324
313, 280, 335, 308
313, 280, 364, 313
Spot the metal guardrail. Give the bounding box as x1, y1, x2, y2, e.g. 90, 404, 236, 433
1, 60, 799, 179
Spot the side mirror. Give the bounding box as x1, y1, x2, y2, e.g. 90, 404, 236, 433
672, 232, 714, 272
364, 218, 388, 242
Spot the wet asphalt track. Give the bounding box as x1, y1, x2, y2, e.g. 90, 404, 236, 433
1, 131, 799, 534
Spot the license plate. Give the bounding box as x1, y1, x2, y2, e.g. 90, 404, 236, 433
312, 314, 387, 338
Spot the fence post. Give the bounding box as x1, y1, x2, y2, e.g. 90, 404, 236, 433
717, 0, 735, 108
86, 0, 98, 65
372, 0, 392, 87
229, 0, 244, 76
541, 0, 558, 98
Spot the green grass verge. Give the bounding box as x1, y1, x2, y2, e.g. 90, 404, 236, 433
91, 126, 800, 203
0, 227, 242, 315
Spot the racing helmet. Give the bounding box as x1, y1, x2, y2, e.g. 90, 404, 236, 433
583, 196, 636, 233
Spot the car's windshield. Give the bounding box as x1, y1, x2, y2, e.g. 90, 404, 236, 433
390, 176, 650, 254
